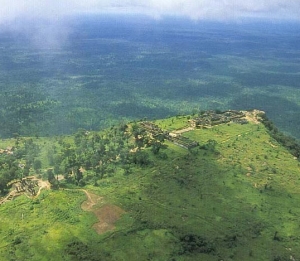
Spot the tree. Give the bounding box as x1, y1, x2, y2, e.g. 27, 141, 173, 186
33, 159, 42, 173
74, 168, 83, 184
123, 164, 131, 175
47, 149, 55, 166
53, 165, 60, 175
132, 150, 150, 166
151, 141, 162, 155
23, 165, 30, 177
47, 168, 59, 189
201, 139, 218, 152
47, 168, 55, 183
0, 176, 8, 195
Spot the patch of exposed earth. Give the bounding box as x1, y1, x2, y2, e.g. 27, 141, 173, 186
170, 126, 194, 135
243, 109, 264, 124
93, 205, 125, 234
81, 190, 125, 235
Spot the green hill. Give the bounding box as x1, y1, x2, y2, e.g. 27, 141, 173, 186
0, 110, 300, 261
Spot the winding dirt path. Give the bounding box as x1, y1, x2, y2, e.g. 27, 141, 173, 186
80, 189, 103, 211
34, 179, 51, 198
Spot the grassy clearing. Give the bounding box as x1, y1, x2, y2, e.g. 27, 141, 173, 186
155, 115, 192, 131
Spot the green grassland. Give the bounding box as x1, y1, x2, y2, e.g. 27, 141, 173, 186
1, 113, 300, 260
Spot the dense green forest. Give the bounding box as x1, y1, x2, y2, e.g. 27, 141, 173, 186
1, 19, 300, 139
1, 111, 300, 260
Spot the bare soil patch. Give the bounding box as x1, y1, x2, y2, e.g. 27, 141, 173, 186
81, 190, 125, 235
35, 180, 50, 197
170, 127, 194, 135
244, 110, 264, 124
92, 205, 125, 234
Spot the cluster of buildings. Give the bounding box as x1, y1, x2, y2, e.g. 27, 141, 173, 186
189, 110, 248, 128
139, 110, 251, 150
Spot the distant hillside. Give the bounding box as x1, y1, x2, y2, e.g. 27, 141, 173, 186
1, 110, 300, 261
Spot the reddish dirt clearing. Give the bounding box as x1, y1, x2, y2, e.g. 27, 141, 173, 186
81, 190, 125, 235
92, 205, 125, 234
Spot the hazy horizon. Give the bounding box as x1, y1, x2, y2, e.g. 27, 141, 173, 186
0, 11, 299, 139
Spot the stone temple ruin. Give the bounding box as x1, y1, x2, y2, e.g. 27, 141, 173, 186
14, 178, 39, 196
189, 110, 248, 128
139, 110, 253, 150
0, 177, 40, 205
168, 135, 199, 150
